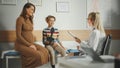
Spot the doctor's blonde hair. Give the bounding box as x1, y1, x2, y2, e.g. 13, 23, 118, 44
88, 12, 105, 34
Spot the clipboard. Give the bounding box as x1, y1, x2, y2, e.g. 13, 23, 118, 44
67, 31, 77, 39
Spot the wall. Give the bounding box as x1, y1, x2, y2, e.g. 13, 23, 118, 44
87, 0, 120, 29
0, 0, 87, 30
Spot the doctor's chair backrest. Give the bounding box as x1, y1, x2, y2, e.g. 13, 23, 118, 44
101, 34, 112, 55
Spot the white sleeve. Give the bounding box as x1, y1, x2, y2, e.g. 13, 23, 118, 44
88, 30, 100, 51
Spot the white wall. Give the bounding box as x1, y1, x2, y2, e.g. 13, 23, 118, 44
0, 0, 87, 30
0, 0, 120, 30
35, 0, 87, 30
87, 0, 120, 29
0, 0, 27, 30
1, 0, 119, 30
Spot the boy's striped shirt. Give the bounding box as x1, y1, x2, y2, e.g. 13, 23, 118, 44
42, 27, 60, 45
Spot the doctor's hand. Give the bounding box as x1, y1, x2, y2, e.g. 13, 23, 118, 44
75, 37, 81, 43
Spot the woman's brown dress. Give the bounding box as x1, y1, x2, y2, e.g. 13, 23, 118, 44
15, 16, 49, 68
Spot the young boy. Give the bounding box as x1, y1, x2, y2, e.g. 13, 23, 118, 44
42, 15, 66, 68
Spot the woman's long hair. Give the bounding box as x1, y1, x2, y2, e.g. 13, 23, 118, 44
88, 12, 105, 34
20, 3, 35, 23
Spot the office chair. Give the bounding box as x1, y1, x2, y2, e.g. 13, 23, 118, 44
100, 34, 112, 55
103, 34, 112, 55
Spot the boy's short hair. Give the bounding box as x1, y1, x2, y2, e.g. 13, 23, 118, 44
45, 15, 56, 22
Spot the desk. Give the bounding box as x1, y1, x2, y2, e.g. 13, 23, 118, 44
58, 56, 114, 68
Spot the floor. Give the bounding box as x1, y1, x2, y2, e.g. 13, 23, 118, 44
1, 57, 64, 68
1, 56, 115, 68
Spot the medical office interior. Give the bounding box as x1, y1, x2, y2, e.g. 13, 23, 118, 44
0, 0, 120, 68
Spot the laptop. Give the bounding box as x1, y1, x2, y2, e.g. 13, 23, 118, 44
81, 45, 114, 63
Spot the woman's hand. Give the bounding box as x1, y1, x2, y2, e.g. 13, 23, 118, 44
29, 45, 37, 50
75, 37, 81, 43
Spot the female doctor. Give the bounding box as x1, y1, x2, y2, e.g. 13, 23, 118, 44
75, 12, 106, 55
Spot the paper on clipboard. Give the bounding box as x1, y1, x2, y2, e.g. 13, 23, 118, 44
67, 31, 77, 39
